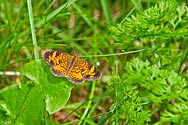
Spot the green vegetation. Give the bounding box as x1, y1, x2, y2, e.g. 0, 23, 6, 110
0, 0, 188, 124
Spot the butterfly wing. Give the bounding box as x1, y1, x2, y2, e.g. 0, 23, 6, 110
43, 51, 73, 77
78, 58, 102, 80
67, 57, 102, 84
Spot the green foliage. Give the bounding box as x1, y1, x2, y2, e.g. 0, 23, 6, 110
0, 0, 188, 124
0, 84, 45, 125
111, 0, 188, 45
107, 58, 188, 124
0, 60, 73, 124
110, 0, 188, 73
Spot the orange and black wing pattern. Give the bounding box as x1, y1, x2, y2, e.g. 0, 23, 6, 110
43, 50, 102, 84
67, 57, 102, 83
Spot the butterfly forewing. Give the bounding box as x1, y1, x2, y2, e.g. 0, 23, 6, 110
43, 51, 73, 77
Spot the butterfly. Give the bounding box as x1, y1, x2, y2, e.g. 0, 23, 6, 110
42, 50, 102, 84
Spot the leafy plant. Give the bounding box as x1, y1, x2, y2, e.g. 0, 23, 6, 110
110, 0, 188, 72
106, 58, 188, 124
111, 0, 188, 43
0, 60, 73, 124
101, 0, 188, 124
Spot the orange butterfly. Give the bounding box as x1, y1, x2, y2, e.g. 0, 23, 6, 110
43, 50, 102, 84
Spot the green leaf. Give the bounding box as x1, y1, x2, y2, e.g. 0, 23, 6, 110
21, 60, 44, 84
45, 82, 72, 114
22, 60, 73, 114
0, 59, 73, 124
0, 84, 45, 125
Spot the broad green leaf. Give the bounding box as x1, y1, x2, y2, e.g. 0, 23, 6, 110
45, 82, 71, 114
22, 60, 73, 114
0, 59, 73, 124
0, 84, 44, 125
